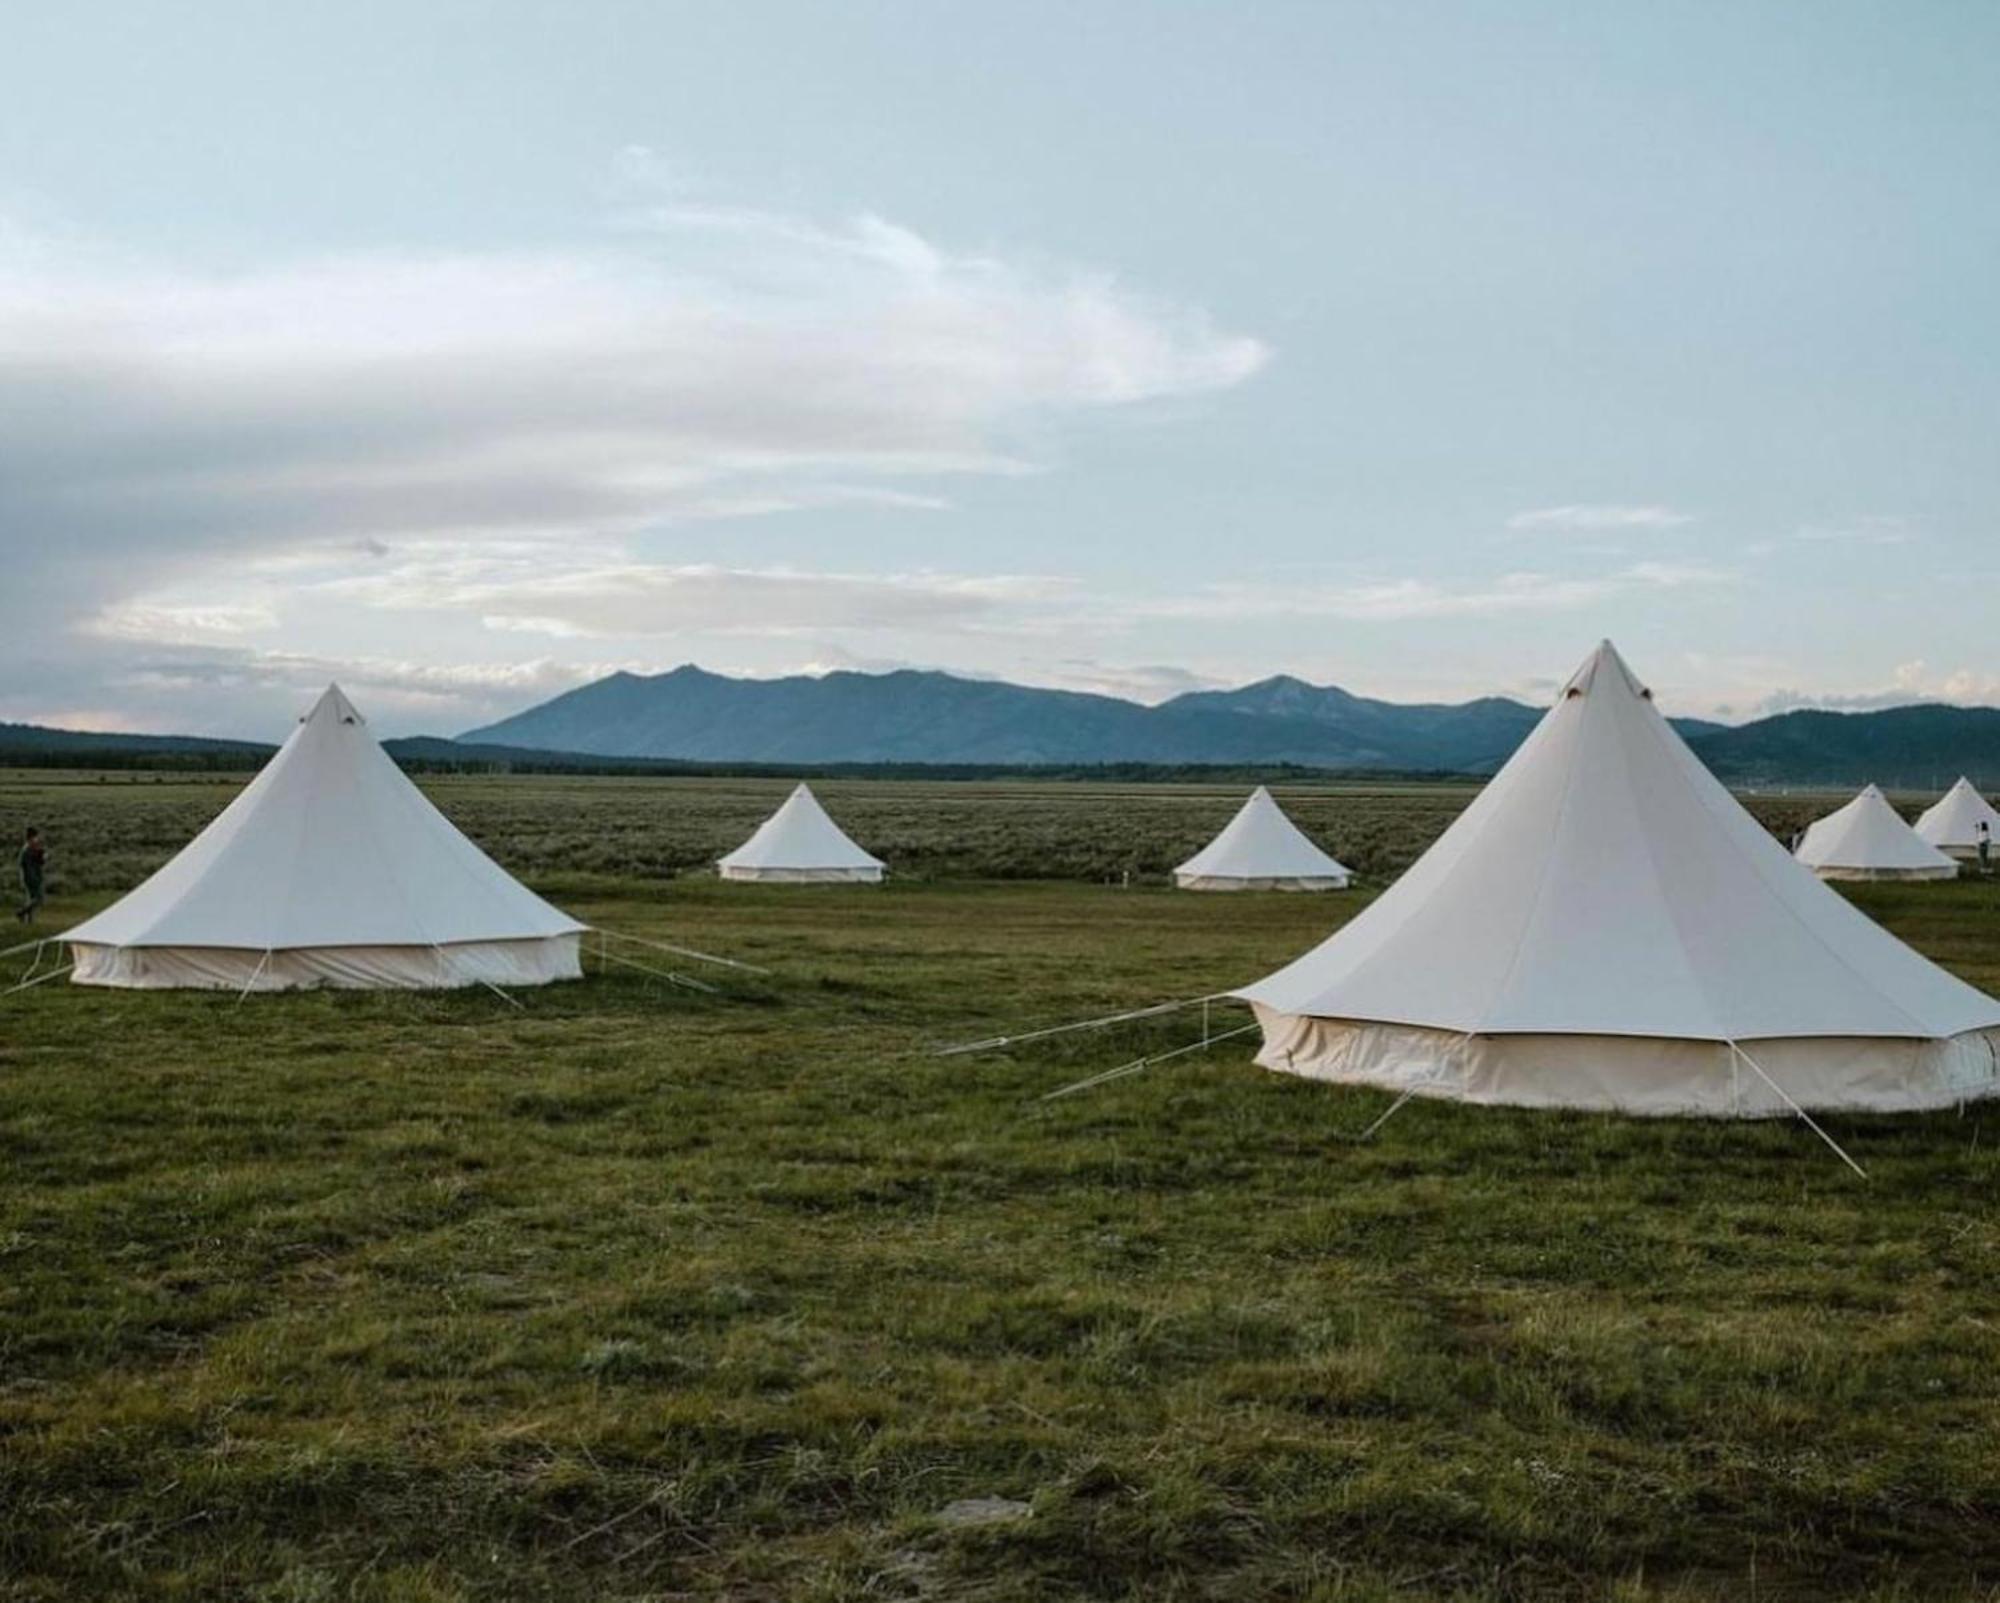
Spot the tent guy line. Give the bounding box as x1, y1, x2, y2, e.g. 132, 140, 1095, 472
1730, 1040, 1869, 1179
1037, 1021, 1263, 1102
935, 991, 1237, 1058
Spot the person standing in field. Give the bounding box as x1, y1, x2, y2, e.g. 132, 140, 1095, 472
1979, 820, 1992, 876
16, 827, 47, 923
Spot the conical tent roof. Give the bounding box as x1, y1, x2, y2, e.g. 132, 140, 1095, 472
718, 784, 884, 875
1916, 777, 2000, 854
65, 686, 584, 954
1175, 787, 1351, 886
1795, 786, 1958, 879
1236, 643, 2000, 1044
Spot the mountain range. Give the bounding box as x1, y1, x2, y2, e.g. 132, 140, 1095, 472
459, 665, 1717, 773
5, 666, 1999, 788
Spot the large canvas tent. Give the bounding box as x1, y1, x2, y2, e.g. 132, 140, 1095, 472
717, 784, 885, 883
62, 686, 585, 990
1174, 787, 1351, 890
1233, 642, 2000, 1116
1915, 777, 2000, 860
1794, 786, 1958, 882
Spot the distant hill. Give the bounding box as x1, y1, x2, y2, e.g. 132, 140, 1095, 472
0, 721, 272, 771
0, 721, 266, 756
1686, 704, 2000, 788
460, 664, 1724, 773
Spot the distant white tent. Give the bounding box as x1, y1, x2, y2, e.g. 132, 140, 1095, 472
1233, 642, 2000, 1117
1174, 787, 1351, 890
717, 784, 885, 884
1794, 786, 1958, 882
1915, 777, 2000, 860
63, 686, 585, 991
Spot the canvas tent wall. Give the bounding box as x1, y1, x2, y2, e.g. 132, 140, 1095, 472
62, 686, 585, 990
717, 784, 885, 883
1233, 642, 2000, 1116
1915, 777, 2000, 860
1794, 785, 1958, 882
1174, 787, 1351, 890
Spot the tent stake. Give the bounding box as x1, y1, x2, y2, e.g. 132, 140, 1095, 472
1730, 1041, 1869, 1180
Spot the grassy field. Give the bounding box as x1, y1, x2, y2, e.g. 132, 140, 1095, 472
3, 774, 2000, 1600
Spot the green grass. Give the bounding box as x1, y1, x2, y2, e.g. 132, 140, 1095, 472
3, 776, 2000, 1600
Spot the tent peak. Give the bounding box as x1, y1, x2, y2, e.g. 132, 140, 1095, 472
303, 684, 365, 726
1559, 640, 1649, 702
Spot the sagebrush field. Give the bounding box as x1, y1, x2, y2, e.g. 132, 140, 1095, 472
3, 772, 1997, 1602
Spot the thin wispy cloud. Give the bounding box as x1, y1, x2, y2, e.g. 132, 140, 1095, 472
1793, 517, 1917, 546
1128, 562, 1731, 624
1505, 504, 1694, 533
317, 554, 1078, 639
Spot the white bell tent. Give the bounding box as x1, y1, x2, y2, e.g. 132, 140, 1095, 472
1915, 777, 2000, 860
1231, 642, 2000, 1117
1174, 787, 1351, 890
62, 686, 586, 991
717, 784, 885, 883
1793, 786, 1958, 882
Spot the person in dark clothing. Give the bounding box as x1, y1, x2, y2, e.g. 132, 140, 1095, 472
1979, 820, 1992, 876
16, 827, 46, 923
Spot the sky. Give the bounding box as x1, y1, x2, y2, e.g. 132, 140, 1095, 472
3, 0, 1997, 738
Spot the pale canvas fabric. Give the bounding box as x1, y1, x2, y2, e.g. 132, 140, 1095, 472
717, 783, 885, 883
1233, 641, 2000, 1115
1915, 777, 2000, 859
1795, 785, 1959, 881
1173, 787, 1351, 890
64, 684, 586, 990
71, 935, 581, 992
1253, 1009, 2000, 1116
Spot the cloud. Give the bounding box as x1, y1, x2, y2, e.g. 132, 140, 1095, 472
291, 541, 1077, 639
0, 194, 1265, 729
1793, 517, 1917, 546
0, 641, 636, 735
92, 602, 282, 641
1747, 659, 2000, 717
0, 222, 1263, 608
1505, 504, 1693, 533
1128, 562, 1731, 623
1039, 660, 1230, 703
